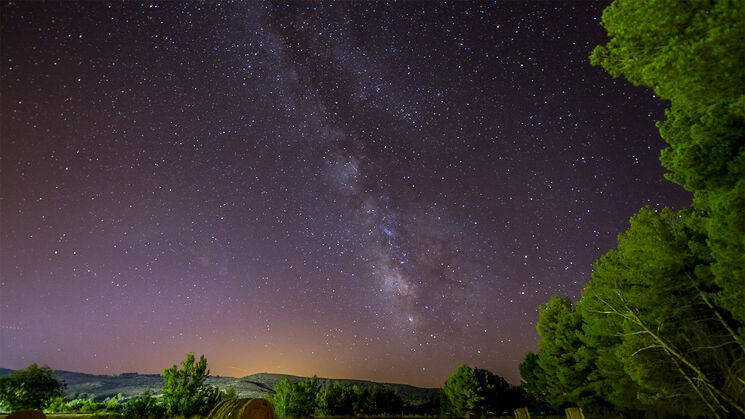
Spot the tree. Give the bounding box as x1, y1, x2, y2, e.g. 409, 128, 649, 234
532, 296, 600, 410
522, 0, 745, 416
355, 386, 403, 415
0, 364, 66, 411
269, 376, 320, 418
161, 352, 221, 417
269, 378, 293, 419
442, 364, 483, 417
579, 207, 745, 417
418, 390, 445, 417
474, 368, 528, 415
315, 382, 357, 416
590, 0, 745, 335
518, 352, 547, 403
292, 375, 320, 417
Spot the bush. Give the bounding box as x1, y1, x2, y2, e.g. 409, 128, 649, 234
0, 364, 66, 411
44, 396, 67, 413
221, 385, 236, 401
103, 393, 125, 413
122, 388, 164, 419
45, 395, 122, 414
66, 397, 105, 413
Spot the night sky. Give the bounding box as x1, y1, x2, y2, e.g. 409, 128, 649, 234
0, 1, 691, 388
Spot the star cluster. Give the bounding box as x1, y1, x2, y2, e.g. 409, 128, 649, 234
0, 1, 689, 387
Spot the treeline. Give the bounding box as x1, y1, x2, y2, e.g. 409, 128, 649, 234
268, 364, 545, 418
520, 0, 744, 417
3, 359, 542, 418
268, 376, 405, 417
0, 354, 236, 418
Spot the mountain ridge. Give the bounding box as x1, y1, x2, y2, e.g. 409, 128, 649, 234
0, 368, 438, 404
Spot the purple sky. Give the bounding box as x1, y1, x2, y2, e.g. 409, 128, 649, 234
0, 1, 690, 388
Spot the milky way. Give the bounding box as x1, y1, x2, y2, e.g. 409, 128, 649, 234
0, 2, 690, 387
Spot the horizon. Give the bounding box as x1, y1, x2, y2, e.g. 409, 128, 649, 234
1, 365, 441, 389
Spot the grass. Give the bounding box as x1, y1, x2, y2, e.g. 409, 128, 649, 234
1, 416, 103, 419
0, 416, 203, 419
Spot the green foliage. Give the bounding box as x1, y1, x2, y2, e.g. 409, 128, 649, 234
221, 385, 236, 401
268, 378, 292, 418
292, 376, 321, 417
526, 209, 744, 416
122, 388, 164, 419
0, 364, 66, 411
474, 368, 530, 415
44, 393, 125, 414
161, 352, 222, 417
590, 0, 745, 334
415, 389, 445, 417
444, 364, 530, 416
534, 297, 600, 410
270, 377, 405, 418
355, 386, 403, 416
590, 0, 744, 113
518, 0, 745, 416
103, 393, 125, 413
66, 397, 105, 413
269, 376, 320, 418
315, 382, 357, 416
442, 364, 483, 417
579, 207, 745, 416
44, 396, 67, 413
518, 352, 546, 402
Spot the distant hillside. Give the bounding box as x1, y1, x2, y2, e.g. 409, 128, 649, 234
0, 368, 438, 405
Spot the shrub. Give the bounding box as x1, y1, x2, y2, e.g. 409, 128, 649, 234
103, 393, 125, 413
44, 396, 68, 413
122, 388, 163, 419
65, 397, 105, 413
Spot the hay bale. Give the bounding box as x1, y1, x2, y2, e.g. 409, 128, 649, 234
7, 410, 46, 419
564, 407, 585, 419
207, 398, 275, 419
513, 407, 530, 419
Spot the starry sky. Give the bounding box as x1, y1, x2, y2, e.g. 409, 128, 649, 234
0, 1, 691, 388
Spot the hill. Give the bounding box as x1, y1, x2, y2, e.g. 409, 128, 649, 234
0, 368, 438, 405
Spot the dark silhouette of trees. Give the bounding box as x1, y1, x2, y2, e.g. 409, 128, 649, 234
443, 364, 531, 416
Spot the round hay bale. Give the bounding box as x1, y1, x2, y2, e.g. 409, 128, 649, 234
207, 398, 275, 419
7, 410, 46, 419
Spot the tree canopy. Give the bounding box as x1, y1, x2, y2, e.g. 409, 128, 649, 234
161, 352, 222, 417
443, 364, 530, 416
591, 0, 745, 328
0, 364, 66, 411
442, 364, 483, 417
523, 0, 745, 416
268, 376, 321, 418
